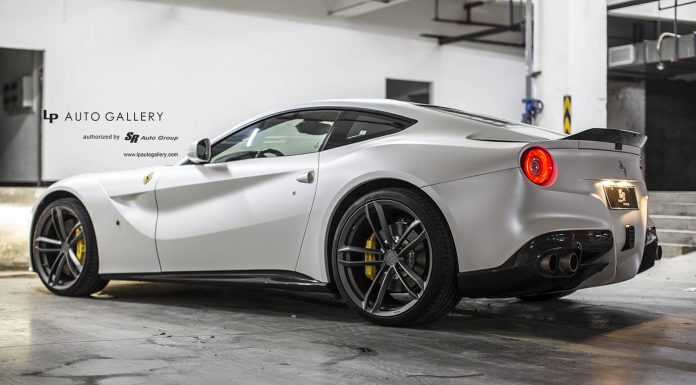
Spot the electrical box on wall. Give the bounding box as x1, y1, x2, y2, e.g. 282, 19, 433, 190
2, 74, 33, 113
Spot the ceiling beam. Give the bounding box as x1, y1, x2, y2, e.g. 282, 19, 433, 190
607, 0, 657, 11
429, 22, 522, 45
329, 0, 412, 17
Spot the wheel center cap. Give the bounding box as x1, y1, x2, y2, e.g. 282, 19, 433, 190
384, 250, 398, 266
61, 243, 69, 254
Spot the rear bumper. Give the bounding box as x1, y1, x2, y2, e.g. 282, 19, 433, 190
424, 166, 650, 291
457, 229, 661, 298
638, 227, 662, 274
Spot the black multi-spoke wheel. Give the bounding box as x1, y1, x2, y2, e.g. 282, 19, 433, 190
332, 188, 460, 326
32, 198, 108, 296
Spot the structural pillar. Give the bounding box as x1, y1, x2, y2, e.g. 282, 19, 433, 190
533, 0, 607, 133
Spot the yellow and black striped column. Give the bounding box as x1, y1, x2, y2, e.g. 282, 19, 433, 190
563, 95, 571, 134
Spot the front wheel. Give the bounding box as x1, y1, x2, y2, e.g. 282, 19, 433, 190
31, 198, 108, 296
331, 188, 460, 326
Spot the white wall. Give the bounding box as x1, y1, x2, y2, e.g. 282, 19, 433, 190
0, 0, 525, 180
533, 0, 608, 133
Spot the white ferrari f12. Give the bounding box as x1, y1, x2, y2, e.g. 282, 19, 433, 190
31, 99, 662, 326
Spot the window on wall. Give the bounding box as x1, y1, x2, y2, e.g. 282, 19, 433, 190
386, 79, 432, 104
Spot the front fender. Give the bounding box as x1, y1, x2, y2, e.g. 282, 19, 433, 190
32, 170, 163, 274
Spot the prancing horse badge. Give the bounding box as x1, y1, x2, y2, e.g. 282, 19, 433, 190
618, 161, 627, 178
143, 172, 154, 185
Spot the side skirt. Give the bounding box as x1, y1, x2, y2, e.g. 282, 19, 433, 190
100, 270, 329, 292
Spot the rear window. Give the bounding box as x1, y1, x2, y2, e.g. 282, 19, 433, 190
323, 111, 416, 150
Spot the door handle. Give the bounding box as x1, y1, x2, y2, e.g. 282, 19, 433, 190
203, 163, 228, 170
296, 171, 315, 184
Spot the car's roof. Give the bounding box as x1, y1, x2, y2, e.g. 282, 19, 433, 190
180, 99, 563, 166
262, 98, 512, 129
210, 99, 563, 150
280, 99, 564, 141
261, 98, 425, 120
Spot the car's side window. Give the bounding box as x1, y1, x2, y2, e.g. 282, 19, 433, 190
323, 111, 416, 150
210, 110, 340, 163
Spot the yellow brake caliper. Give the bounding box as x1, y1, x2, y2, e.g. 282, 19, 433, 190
75, 227, 86, 264
364, 233, 377, 280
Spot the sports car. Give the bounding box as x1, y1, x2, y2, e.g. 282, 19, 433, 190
30, 99, 662, 326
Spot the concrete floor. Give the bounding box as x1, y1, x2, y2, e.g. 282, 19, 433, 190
1, 255, 695, 385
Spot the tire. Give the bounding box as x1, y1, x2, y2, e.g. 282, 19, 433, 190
331, 188, 460, 326
517, 290, 575, 302
31, 198, 109, 296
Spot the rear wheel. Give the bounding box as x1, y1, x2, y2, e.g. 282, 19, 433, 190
32, 198, 108, 296
331, 188, 460, 326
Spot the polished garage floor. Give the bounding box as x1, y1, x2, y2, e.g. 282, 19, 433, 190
1, 254, 695, 385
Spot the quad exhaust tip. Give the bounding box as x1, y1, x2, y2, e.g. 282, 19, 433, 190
558, 253, 579, 274
539, 252, 579, 276
539, 253, 558, 274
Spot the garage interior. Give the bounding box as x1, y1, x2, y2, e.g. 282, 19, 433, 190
1, 0, 695, 384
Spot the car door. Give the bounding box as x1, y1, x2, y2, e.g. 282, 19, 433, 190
154, 110, 340, 272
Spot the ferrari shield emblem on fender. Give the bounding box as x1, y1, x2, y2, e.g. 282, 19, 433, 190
143, 172, 154, 185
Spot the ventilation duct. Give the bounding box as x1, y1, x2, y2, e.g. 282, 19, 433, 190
609, 32, 696, 76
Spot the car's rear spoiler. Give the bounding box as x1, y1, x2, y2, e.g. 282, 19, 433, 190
563, 128, 646, 149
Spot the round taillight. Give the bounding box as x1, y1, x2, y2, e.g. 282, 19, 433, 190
521, 146, 556, 186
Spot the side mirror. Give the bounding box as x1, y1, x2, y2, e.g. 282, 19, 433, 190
187, 138, 211, 164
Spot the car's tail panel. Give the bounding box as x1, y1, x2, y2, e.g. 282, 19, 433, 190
427, 131, 650, 294
527, 139, 648, 287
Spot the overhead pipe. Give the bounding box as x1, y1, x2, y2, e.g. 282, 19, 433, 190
423, 0, 526, 47
524, 0, 533, 100
431, 0, 522, 32
521, 0, 542, 124
655, 0, 680, 71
